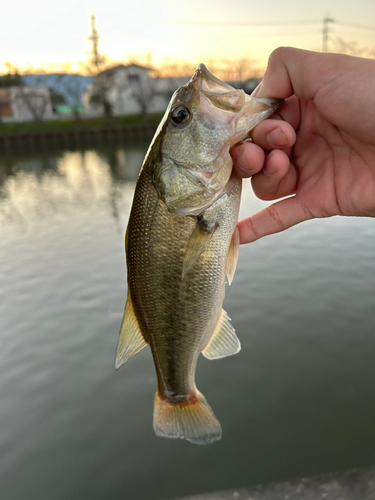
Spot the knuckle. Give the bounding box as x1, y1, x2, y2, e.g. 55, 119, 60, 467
266, 204, 285, 231
252, 176, 280, 201
295, 195, 313, 220
268, 47, 288, 68
244, 216, 260, 241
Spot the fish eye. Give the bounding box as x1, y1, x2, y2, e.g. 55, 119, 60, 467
171, 105, 191, 126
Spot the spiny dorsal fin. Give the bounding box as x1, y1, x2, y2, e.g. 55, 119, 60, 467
115, 293, 148, 369
202, 309, 241, 360
226, 227, 239, 286
182, 218, 218, 280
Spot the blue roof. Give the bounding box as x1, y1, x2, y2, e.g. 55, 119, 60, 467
21, 74, 93, 105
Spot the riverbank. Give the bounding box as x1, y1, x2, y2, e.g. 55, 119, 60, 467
0, 114, 162, 154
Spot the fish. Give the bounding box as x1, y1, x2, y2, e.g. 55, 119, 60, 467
115, 64, 280, 444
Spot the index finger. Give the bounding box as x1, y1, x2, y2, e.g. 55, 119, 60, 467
256, 47, 340, 101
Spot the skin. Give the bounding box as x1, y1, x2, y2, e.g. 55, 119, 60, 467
230, 47, 375, 244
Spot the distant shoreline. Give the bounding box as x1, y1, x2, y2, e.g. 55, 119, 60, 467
0, 114, 162, 154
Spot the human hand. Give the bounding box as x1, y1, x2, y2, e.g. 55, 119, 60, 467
231, 47, 375, 244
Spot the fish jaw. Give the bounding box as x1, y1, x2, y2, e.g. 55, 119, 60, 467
230, 95, 282, 147
152, 64, 280, 217
193, 63, 236, 96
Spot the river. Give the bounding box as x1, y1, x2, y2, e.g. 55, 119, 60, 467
1, 146, 375, 500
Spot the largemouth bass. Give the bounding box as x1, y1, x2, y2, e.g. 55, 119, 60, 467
116, 64, 279, 444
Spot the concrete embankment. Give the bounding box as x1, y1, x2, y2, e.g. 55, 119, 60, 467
0, 124, 157, 154
174, 465, 375, 500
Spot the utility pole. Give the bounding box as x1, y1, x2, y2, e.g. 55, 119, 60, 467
87, 15, 111, 117
88, 15, 103, 73
322, 13, 334, 52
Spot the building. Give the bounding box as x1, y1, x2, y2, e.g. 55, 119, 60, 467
21, 74, 93, 107
0, 86, 54, 122
0, 89, 12, 119
83, 63, 189, 117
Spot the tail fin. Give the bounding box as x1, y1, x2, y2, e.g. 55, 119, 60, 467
153, 390, 222, 445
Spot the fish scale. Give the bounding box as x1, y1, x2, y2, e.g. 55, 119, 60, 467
128, 160, 239, 397
115, 63, 280, 444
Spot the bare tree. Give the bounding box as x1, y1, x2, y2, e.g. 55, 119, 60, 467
14, 86, 50, 122
0, 63, 24, 88
156, 57, 261, 82
332, 37, 375, 58
128, 73, 159, 116
55, 74, 88, 120
156, 60, 196, 78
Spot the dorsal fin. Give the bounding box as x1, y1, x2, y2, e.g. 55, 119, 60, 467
202, 309, 241, 360
115, 293, 148, 369
226, 227, 239, 286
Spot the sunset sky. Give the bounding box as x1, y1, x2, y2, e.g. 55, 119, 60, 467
2, 0, 375, 73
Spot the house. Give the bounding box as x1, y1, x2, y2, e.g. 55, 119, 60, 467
21, 74, 93, 109
83, 64, 189, 117
83, 63, 262, 118
0, 89, 12, 119
0, 86, 54, 122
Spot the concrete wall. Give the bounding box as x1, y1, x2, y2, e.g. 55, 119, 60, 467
173, 465, 375, 500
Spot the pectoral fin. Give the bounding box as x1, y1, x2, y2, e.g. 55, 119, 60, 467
182, 218, 219, 280
225, 228, 239, 286
115, 293, 148, 369
202, 309, 241, 360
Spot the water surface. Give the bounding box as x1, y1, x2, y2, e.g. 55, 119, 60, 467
1, 147, 375, 500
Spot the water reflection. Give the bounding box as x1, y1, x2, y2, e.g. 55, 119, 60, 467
0, 145, 148, 230
1, 146, 375, 500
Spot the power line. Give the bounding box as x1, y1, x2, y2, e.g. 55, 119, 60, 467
146, 18, 375, 31
154, 19, 322, 27
336, 20, 375, 32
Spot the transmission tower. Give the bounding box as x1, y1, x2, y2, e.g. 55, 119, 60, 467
322, 13, 334, 52
88, 15, 104, 73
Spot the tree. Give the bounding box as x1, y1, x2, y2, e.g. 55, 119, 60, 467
49, 87, 66, 112
54, 74, 88, 119
128, 70, 159, 116
0, 72, 23, 87
14, 86, 50, 122
0, 62, 24, 87
332, 37, 375, 58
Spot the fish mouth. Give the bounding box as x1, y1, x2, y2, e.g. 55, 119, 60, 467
189, 64, 246, 114
192, 64, 234, 94
192, 64, 282, 114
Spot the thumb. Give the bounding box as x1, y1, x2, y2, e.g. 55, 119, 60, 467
238, 196, 313, 244
256, 47, 339, 101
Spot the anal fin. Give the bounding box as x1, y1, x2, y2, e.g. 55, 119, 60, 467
115, 293, 148, 369
202, 309, 240, 360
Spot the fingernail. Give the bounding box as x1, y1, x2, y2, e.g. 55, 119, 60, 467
251, 82, 262, 97
267, 127, 288, 148
263, 154, 277, 177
